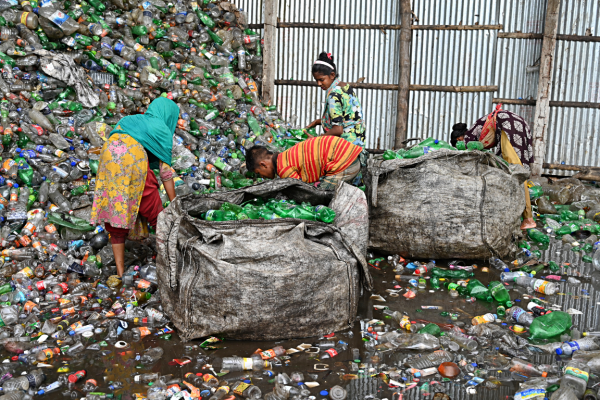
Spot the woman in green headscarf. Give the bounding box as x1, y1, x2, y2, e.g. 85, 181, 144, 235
91, 97, 180, 276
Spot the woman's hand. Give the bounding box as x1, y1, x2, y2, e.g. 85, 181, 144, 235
163, 179, 176, 201
305, 119, 321, 129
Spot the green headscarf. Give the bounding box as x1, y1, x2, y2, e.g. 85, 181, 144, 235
109, 97, 179, 166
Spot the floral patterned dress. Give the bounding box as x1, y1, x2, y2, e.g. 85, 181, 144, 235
321, 78, 366, 146
90, 133, 174, 240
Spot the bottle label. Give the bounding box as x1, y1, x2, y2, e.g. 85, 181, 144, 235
23, 222, 36, 234
247, 81, 258, 93
58, 282, 69, 293
49, 10, 69, 27
260, 349, 276, 359
136, 279, 151, 290
564, 366, 589, 382
533, 279, 548, 294
24, 300, 37, 313
241, 357, 253, 370
19, 266, 34, 278
62, 307, 75, 315
423, 146, 432, 154
509, 308, 525, 322
234, 382, 250, 396
113, 41, 125, 53
137, 327, 151, 337
565, 341, 581, 352
324, 348, 338, 358
20, 12, 30, 24
40, 348, 54, 360
515, 388, 546, 400
202, 374, 216, 383
45, 224, 57, 233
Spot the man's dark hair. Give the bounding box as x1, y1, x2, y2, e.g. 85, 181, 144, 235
450, 122, 468, 147
246, 146, 273, 171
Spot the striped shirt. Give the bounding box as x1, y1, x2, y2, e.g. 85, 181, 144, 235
277, 136, 362, 183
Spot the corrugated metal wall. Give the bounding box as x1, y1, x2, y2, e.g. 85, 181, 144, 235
495, 0, 546, 129
547, 0, 600, 170
234, 0, 600, 167
409, 1, 500, 144
275, 0, 401, 150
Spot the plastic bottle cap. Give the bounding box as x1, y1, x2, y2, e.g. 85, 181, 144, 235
504, 268, 510, 272
319, 390, 328, 396
556, 348, 563, 355
15, 148, 21, 152
542, 372, 548, 377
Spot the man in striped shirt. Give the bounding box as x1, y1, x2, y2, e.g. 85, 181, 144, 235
246, 136, 363, 190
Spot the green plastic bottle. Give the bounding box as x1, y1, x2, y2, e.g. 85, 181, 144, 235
467, 141, 484, 150
204, 209, 237, 221
488, 281, 512, 307
455, 141, 466, 150
556, 222, 581, 236
17, 167, 33, 187
528, 229, 549, 244
247, 114, 263, 135
403, 146, 435, 159
383, 150, 400, 160
315, 205, 336, 223
529, 311, 572, 340
466, 279, 493, 302
221, 202, 243, 214
70, 185, 89, 196
258, 207, 280, 220
418, 323, 441, 337
0, 283, 13, 295
131, 25, 148, 36
287, 206, 316, 221
548, 261, 560, 272
519, 264, 544, 275
431, 268, 474, 279
528, 186, 544, 199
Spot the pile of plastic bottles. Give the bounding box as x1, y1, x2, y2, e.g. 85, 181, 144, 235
201, 199, 336, 223
0, 0, 315, 202
381, 137, 487, 160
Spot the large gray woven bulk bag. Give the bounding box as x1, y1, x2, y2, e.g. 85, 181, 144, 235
156, 179, 371, 341
364, 150, 528, 260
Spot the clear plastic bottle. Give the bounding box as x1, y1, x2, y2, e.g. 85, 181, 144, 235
556, 338, 600, 356
514, 276, 558, 295
505, 306, 535, 326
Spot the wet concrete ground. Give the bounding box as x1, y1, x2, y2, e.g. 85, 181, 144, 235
28, 238, 600, 400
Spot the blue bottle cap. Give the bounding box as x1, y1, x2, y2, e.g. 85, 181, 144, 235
15, 148, 21, 152
70, 147, 75, 151
13, 183, 19, 188
320, 391, 329, 396
71, 161, 77, 166
297, 382, 304, 386
243, 379, 251, 384
504, 268, 510, 272
556, 348, 563, 355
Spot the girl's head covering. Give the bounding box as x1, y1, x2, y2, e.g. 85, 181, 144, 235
110, 97, 179, 165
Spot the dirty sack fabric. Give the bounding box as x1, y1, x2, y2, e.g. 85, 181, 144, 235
38, 51, 100, 108
364, 149, 529, 260
156, 179, 371, 341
